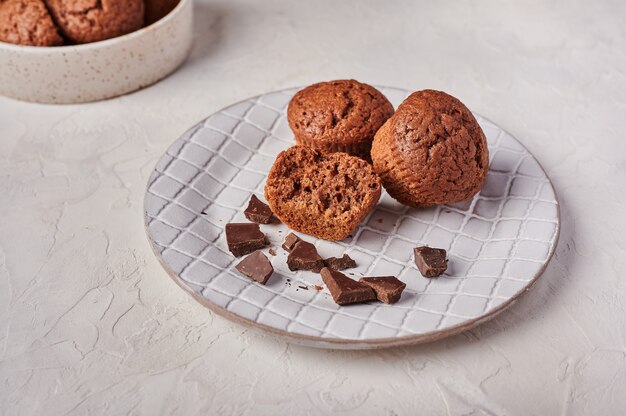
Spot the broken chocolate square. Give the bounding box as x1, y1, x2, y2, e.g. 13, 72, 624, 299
244, 195, 275, 224
282, 232, 301, 252
225, 223, 269, 257
359, 276, 406, 304
323, 254, 356, 271
414, 246, 447, 277
320, 267, 376, 305
235, 250, 274, 284
287, 241, 324, 272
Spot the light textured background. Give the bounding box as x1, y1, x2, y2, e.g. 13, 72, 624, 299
1, 0, 625, 414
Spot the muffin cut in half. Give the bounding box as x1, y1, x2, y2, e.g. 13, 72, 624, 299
287, 79, 394, 161
371, 89, 489, 208
265, 146, 381, 240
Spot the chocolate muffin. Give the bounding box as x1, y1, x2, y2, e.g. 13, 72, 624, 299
287, 80, 394, 161
46, 0, 144, 44
0, 0, 63, 46
371, 90, 489, 208
265, 146, 381, 241
144, 0, 179, 25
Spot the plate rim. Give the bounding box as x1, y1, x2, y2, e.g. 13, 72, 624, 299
143, 86, 561, 349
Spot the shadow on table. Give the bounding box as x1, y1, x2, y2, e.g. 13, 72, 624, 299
184, 2, 226, 68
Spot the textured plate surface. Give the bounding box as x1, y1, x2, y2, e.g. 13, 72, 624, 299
144, 87, 560, 349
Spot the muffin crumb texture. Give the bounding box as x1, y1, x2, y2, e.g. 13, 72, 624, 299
265, 146, 381, 240
372, 89, 489, 207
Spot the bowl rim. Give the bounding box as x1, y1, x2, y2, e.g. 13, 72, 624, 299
0, 0, 190, 53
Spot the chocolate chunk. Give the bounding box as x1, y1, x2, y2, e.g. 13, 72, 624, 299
225, 223, 269, 257
359, 276, 406, 304
320, 267, 376, 305
244, 195, 275, 224
323, 254, 356, 271
235, 250, 273, 284
282, 232, 301, 252
414, 246, 448, 277
287, 241, 324, 272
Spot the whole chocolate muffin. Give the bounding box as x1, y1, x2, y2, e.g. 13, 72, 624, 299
0, 0, 63, 46
46, 0, 144, 44
371, 90, 489, 208
287, 80, 394, 161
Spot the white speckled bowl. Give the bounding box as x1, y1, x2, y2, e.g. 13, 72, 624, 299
0, 0, 193, 104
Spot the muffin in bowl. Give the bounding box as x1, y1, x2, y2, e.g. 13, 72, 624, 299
0, 0, 63, 46
45, 0, 144, 44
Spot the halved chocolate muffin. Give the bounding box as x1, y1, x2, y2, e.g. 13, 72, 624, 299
265, 145, 381, 240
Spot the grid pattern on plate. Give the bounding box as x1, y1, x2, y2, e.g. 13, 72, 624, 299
144, 87, 559, 341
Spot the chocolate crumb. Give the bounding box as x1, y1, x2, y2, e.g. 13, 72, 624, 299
298, 285, 308, 290
313, 285, 323, 291
359, 276, 406, 304
287, 241, 324, 272
282, 232, 301, 252
244, 195, 275, 224
268, 248, 276, 256
235, 250, 274, 284
320, 267, 376, 305
323, 254, 356, 271
414, 246, 448, 277
225, 223, 269, 257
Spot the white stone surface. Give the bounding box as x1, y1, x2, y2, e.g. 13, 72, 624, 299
0, 0, 624, 414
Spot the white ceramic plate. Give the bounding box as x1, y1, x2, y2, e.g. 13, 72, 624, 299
144, 87, 560, 349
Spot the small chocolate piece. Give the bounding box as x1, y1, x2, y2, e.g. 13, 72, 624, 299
359, 276, 406, 304
287, 241, 324, 272
244, 195, 275, 224
320, 267, 376, 305
235, 250, 273, 284
225, 223, 269, 257
268, 248, 276, 256
282, 232, 301, 252
414, 246, 448, 277
323, 254, 357, 271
